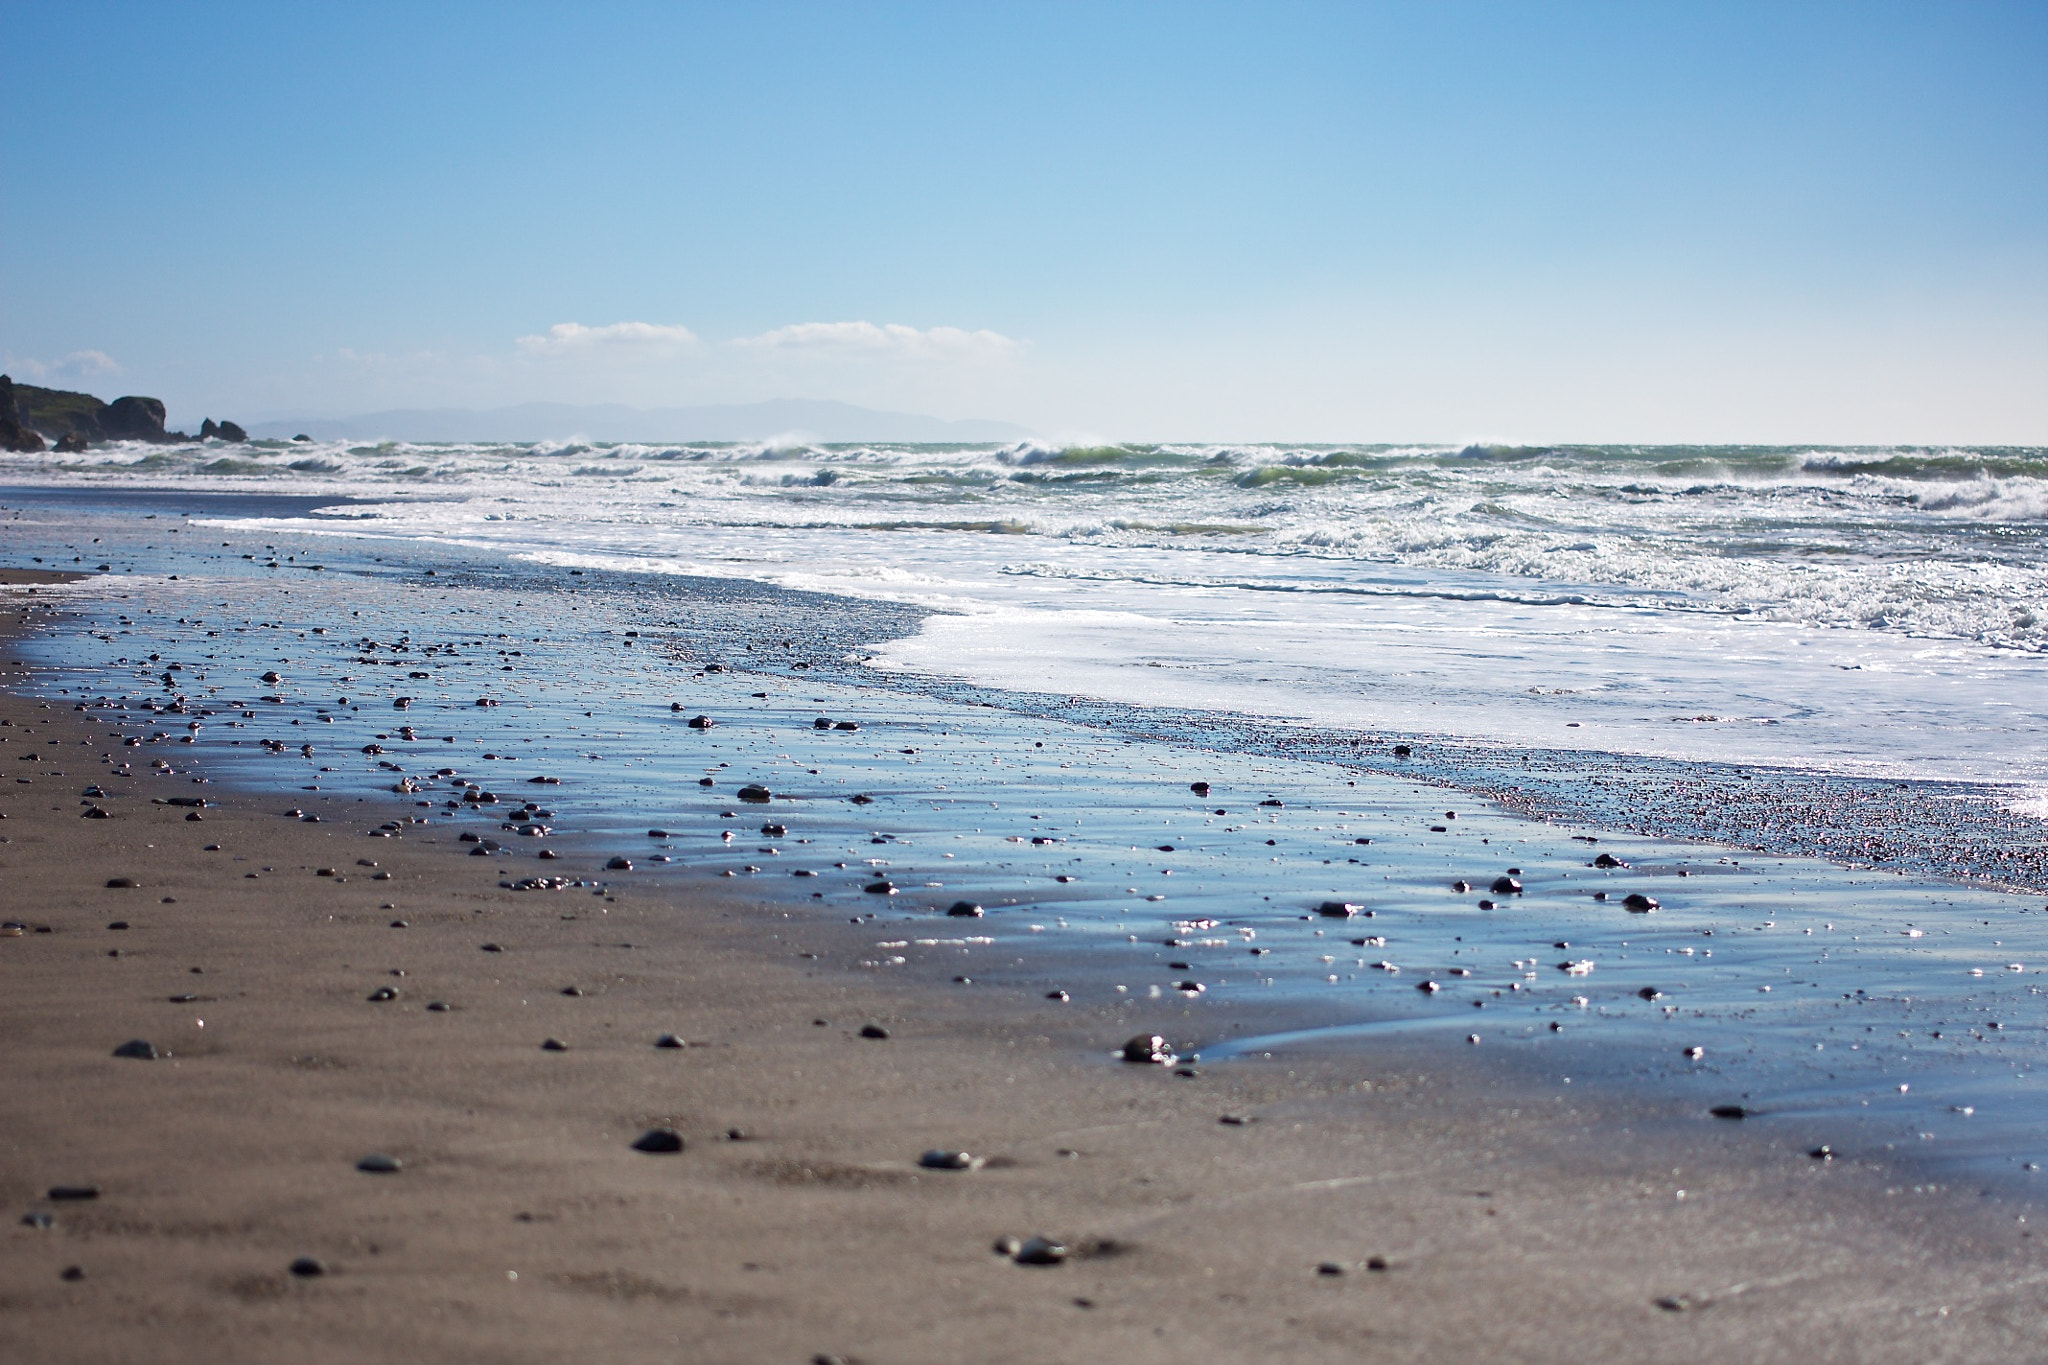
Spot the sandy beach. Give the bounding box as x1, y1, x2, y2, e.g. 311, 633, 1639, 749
6, 568, 2048, 1363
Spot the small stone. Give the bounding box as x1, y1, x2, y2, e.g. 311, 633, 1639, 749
1316, 901, 1360, 917
46, 1185, 99, 1201
106, 877, 139, 889
1190, 781, 1211, 795
107, 920, 130, 931
1594, 852, 1626, 868
480, 942, 503, 952
1366, 1256, 1389, 1272
1709, 1104, 1750, 1120
1451, 880, 1470, 892
1219, 1114, 1254, 1125
946, 901, 983, 917
60, 1265, 84, 1281
631, 1128, 684, 1153
1045, 990, 1069, 1002
1808, 1144, 1833, 1161
1623, 893, 1659, 912
355, 1154, 402, 1174
427, 1001, 449, 1012
864, 881, 895, 895
686, 715, 715, 729
367, 987, 398, 1002
1014, 1236, 1068, 1266
540, 1038, 568, 1051
22, 1212, 54, 1228
1490, 876, 1522, 894
859, 1024, 891, 1039
1684, 1046, 1704, 1060
655, 1033, 685, 1049
1317, 1261, 1345, 1276
737, 784, 772, 803
111, 1039, 160, 1060
560, 985, 583, 997
605, 857, 633, 871
389, 919, 408, 928
919, 1149, 982, 1170
288, 1256, 325, 1278
1637, 987, 1662, 1001
1120, 1034, 1173, 1065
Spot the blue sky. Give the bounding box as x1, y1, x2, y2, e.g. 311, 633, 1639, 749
3, 1, 2043, 441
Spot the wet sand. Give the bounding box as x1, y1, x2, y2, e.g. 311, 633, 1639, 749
6, 577, 2048, 1360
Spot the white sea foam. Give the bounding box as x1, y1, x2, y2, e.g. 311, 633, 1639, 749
9, 436, 2044, 781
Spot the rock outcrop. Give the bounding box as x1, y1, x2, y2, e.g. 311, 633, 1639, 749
5, 378, 206, 446
199, 418, 248, 442
0, 376, 48, 452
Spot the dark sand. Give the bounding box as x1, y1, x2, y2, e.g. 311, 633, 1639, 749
5, 571, 2048, 1363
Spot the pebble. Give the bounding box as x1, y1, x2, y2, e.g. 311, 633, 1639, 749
107, 920, 129, 931
864, 881, 896, 895
1594, 852, 1627, 868
737, 784, 772, 803
61, 1265, 85, 1281
111, 1039, 160, 1060
1316, 901, 1360, 918
1120, 1034, 1174, 1065
1709, 1104, 1751, 1120
655, 1033, 686, 1049
946, 901, 984, 917
105, 877, 139, 889
367, 987, 399, 1002
1317, 1261, 1345, 1276
1623, 893, 1660, 912
540, 1038, 568, 1051
427, 1002, 450, 1012
605, 857, 633, 870
480, 942, 503, 952
355, 1154, 402, 1174
1190, 781, 1211, 795
288, 1256, 325, 1277
1489, 875, 1522, 894
919, 1149, 983, 1170
1013, 1236, 1068, 1266
631, 1128, 685, 1153
686, 715, 715, 729
1219, 1114, 1254, 1125
860, 1024, 891, 1039
22, 1212, 54, 1228
46, 1185, 99, 1201
1045, 990, 1069, 1002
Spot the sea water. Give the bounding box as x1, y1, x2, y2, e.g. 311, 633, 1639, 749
6, 437, 2043, 793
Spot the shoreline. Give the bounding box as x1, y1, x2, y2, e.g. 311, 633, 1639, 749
7, 570, 2048, 1358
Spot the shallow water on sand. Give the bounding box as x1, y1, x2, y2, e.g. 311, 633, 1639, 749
7, 488, 2048, 1192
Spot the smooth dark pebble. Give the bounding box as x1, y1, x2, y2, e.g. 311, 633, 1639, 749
859, 1024, 891, 1039
111, 1039, 160, 1060
1014, 1236, 1068, 1266
655, 1033, 685, 1049
288, 1257, 325, 1277
47, 1186, 99, 1201
631, 1128, 684, 1153
540, 1038, 568, 1051
355, 1154, 402, 1174
1710, 1104, 1751, 1120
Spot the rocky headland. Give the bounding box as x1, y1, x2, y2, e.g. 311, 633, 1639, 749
0, 374, 246, 452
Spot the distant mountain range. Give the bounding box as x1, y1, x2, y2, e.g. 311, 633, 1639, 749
246, 399, 1034, 444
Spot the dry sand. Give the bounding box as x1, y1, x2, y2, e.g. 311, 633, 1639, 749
4, 573, 2045, 1364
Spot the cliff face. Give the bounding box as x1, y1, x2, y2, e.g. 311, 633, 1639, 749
0, 375, 219, 446
0, 375, 47, 451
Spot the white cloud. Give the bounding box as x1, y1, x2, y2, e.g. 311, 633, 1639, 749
516, 321, 700, 354
7, 349, 122, 385
732, 321, 1021, 357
